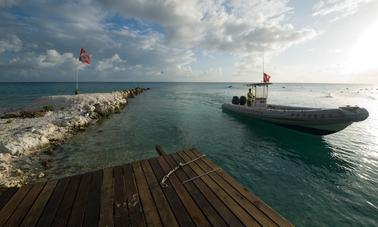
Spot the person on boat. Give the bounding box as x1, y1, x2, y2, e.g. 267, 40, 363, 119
247, 88, 253, 107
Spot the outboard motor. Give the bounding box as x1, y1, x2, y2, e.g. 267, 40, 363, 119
232, 96, 240, 105
239, 96, 246, 105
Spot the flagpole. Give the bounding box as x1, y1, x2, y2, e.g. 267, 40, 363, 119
75, 69, 79, 94
263, 51, 266, 96
76, 48, 90, 94
262, 51, 265, 75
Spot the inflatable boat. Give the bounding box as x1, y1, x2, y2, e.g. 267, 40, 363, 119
222, 83, 369, 135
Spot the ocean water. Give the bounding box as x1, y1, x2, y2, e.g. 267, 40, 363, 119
1, 82, 377, 226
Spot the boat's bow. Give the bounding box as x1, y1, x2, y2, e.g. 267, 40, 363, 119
339, 106, 369, 122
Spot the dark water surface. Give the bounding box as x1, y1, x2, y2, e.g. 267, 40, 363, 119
1, 82, 377, 226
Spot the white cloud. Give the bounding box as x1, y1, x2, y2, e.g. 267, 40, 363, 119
165, 50, 196, 69
313, 0, 372, 19
200, 67, 223, 78
112, 24, 198, 77
203, 24, 316, 53
99, 0, 317, 78
38, 49, 75, 67
96, 54, 127, 71
235, 52, 263, 77
0, 0, 319, 81
0, 0, 20, 7
115, 26, 162, 51
99, 0, 205, 46
0, 35, 22, 53
101, 0, 315, 52
328, 48, 343, 54
3, 49, 79, 70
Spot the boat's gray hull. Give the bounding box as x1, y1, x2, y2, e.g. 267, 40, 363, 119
222, 103, 369, 135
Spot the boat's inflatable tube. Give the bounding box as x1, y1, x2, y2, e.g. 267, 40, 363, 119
222, 103, 369, 135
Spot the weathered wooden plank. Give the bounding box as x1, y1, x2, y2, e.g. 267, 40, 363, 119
0, 184, 32, 226
37, 177, 70, 227
171, 152, 244, 227
140, 159, 178, 227
5, 182, 46, 227
0, 188, 18, 210
163, 153, 228, 227
155, 145, 166, 156
156, 156, 210, 227
123, 164, 146, 227
99, 168, 114, 227
52, 175, 81, 227
132, 161, 162, 227
83, 170, 103, 227
0, 149, 292, 227
149, 158, 195, 227
185, 150, 277, 227
190, 149, 294, 227
113, 165, 128, 227
178, 151, 260, 226
20, 180, 57, 227
67, 172, 92, 227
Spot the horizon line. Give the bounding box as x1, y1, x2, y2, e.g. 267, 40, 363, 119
0, 81, 377, 85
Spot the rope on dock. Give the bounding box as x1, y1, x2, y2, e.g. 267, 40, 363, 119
160, 154, 206, 188
182, 168, 221, 184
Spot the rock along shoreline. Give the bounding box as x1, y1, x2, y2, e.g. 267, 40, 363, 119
0, 87, 147, 188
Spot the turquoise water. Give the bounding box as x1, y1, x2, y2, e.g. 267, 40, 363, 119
1, 82, 377, 226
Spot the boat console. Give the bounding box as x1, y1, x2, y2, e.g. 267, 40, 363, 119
247, 82, 271, 108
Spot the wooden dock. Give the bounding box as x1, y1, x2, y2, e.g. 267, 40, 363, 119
0, 149, 293, 227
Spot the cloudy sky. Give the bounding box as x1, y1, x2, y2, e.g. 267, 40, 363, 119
0, 0, 377, 83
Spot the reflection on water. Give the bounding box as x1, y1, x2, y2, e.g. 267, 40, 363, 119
227, 114, 353, 174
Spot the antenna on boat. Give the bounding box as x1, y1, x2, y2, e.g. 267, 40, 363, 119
262, 51, 264, 74
262, 50, 265, 84
262, 50, 267, 97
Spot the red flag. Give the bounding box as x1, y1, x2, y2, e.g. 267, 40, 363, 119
263, 72, 271, 83
79, 48, 90, 64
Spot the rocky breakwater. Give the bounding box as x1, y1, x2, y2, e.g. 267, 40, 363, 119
0, 87, 147, 188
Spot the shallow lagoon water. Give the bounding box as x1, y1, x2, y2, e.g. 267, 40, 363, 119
1, 82, 377, 226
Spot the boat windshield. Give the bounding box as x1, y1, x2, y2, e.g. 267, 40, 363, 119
254, 85, 268, 99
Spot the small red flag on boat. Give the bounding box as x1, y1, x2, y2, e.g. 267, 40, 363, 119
79, 48, 90, 64
263, 72, 271, 83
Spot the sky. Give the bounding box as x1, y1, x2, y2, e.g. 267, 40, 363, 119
0, 0, 378, 83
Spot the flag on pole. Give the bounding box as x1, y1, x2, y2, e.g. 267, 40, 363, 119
263, 72, 271, 83
75, 48, 90, 94
79, 48, 90, 64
